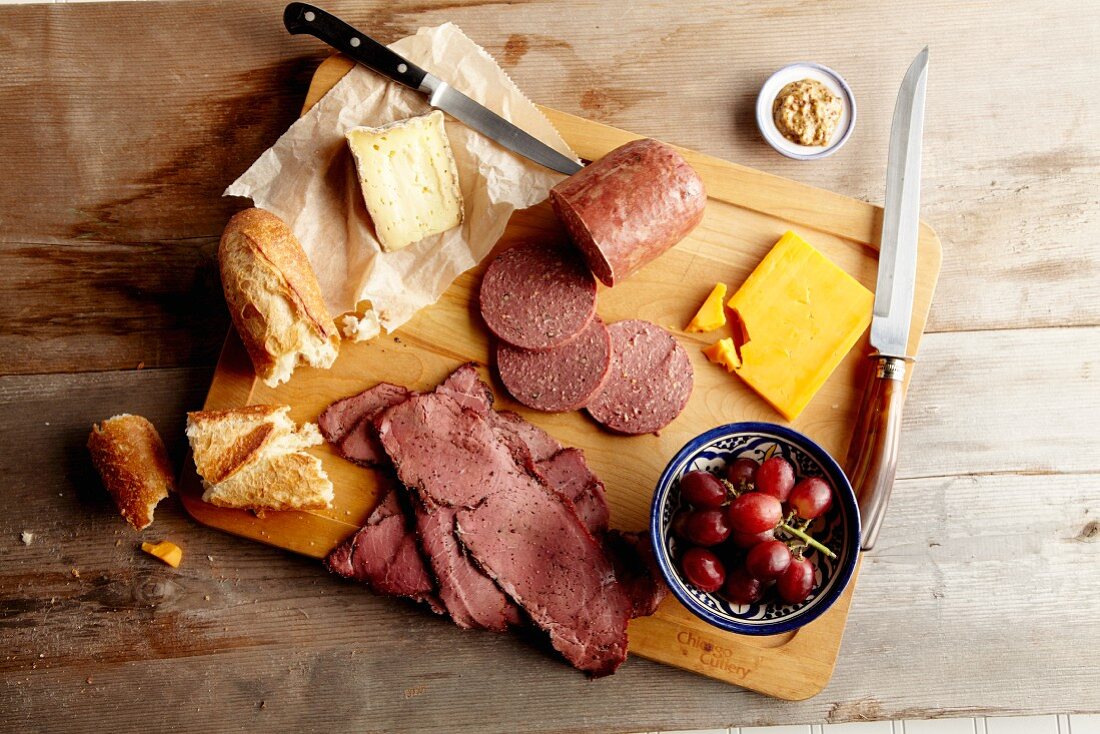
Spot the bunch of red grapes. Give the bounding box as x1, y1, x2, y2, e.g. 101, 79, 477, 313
671, 454, 835, 606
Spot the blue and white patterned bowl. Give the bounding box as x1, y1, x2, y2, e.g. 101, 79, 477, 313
650, 422, 860, 635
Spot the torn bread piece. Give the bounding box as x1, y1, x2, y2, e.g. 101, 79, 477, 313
346, 110, 464, 253
186, 405, 333, 512
88, 414, 174, 531
219, 208, 340, 387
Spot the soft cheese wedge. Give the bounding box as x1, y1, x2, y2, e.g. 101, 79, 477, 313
725, 231, 873, 421
346, 110, 464, 252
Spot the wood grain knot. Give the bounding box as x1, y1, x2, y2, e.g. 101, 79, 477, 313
1075, 520, 1099, 542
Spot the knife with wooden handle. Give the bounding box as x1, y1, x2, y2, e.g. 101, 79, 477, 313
845, 47, 929, 552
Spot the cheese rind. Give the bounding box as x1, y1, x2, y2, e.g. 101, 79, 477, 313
726, 230, 873, 421
346, 110, 464, 252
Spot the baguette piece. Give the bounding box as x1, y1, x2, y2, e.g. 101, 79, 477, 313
87, 414, 174, 530
186, 405, 333, 512
219, 208, 340, 387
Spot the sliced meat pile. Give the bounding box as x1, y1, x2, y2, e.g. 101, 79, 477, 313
320, 364, 667, 677
318, 382, 410, 466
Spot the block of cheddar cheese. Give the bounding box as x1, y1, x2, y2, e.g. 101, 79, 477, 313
346, 110, 464, 252
725, 230, 873, 421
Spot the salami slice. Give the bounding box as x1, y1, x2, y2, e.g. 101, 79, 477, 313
586, 320, 694, 435
550, 139, 706, 287
496, 317, 612, 412
478, 242, 597, 351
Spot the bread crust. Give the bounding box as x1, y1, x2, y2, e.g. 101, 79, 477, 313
87, 414, 174, 530
219, 208, 340, 386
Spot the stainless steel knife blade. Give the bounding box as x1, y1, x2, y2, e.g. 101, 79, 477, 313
284, 3, 582, 176
419, 74, 583, 175
870, 47, 929, 359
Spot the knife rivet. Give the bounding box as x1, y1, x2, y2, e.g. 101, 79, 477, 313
398, 63, 408, 73
303, 10, 315, 21
350, 37, 361, 47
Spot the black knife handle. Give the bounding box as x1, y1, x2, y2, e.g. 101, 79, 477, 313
283, 3, 428, 91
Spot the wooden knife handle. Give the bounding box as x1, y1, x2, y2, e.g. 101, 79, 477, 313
845, 355, 909, 551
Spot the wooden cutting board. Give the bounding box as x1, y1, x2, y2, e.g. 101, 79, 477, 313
180, 55, 942, 700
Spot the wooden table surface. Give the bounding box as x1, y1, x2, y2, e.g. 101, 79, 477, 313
1, 1, 1097, 732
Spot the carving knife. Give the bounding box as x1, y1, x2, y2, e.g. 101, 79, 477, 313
845, 47, 929, 552
283, 3, 583, 175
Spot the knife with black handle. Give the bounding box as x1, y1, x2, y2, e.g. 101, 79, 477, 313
282, 3, 583, 175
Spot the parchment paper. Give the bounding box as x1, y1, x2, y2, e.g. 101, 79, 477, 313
225, 23, 578, 341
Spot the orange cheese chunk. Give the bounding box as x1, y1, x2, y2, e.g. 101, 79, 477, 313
141, 540, 182, 568
685, 283, 728, 333
725, 230, 873, 421
702, 338, 740, 372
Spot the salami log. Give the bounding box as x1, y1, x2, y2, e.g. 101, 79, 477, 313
550, 139, 706, 287
478, 242, 597, 350
586, 320, 694, 435
496, 317, 612, 412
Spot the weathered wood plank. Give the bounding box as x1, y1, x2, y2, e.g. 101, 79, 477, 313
2, 377, 1096, 732
899, 326, 1100, 478
0, 1, 1098, 374
0, 240, 227, 375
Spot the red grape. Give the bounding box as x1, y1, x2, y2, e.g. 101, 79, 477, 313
722, 567, 764, 605
725, 458, 758, 488
776, 556, 816, 604
730, 528, 775, 548
745, 540, 792, 581
679, 470, 727, 508
788, 477, 834, 520
726, 492, 783, 534
681, 547, 725, 592
671, 510, 691, 539
683, 508, 732, 546
754, 456, 796, 501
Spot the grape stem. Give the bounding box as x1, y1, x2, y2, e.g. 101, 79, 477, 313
721, 478, 838, 559
779, 522, 836, 559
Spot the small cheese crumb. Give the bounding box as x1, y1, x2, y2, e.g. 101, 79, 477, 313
20, 531, 34, 546
141, 540, 183, 568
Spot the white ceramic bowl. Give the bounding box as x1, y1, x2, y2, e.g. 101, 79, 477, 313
756, 62, 856, 160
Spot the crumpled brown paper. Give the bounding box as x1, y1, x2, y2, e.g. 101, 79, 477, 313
225, 23, 578, 341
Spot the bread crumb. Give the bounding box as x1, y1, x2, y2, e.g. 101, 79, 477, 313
38, 653, 45, 659
20, 531, 34, 545
136, 361, 145, 370
204, 595, 211, 601
115, 539, 122, 546
207, 555, 214, 562
86, 677, 93, 685
71, 569, 80, 578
